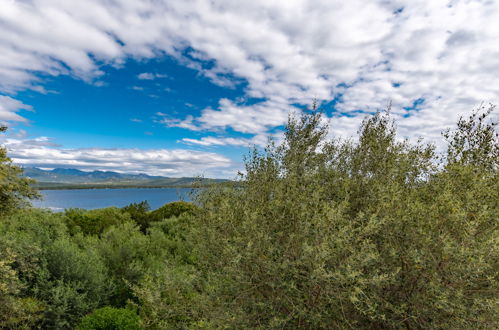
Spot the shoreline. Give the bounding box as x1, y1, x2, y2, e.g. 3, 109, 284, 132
33, 185, 209, 190
32, 182, 234, 190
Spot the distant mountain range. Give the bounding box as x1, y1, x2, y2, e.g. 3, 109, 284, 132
22, 167, 228, 189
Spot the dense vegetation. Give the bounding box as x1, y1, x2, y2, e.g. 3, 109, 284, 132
0, 105, 497, 329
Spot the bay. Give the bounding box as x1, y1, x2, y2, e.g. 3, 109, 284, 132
31, 188, 195, 211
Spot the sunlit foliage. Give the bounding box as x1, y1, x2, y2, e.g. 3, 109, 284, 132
0, 105, 497, 329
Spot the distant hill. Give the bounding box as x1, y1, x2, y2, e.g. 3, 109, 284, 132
22, 167, 228, 189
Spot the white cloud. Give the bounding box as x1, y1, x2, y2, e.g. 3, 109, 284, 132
165, 99, 298, 134
181, 136, 253, 147
0, 0, 497, 145
0, 95, 33, 122
180, 131, 285, 148
137, 72, 168, 80
2, 136, 234, 177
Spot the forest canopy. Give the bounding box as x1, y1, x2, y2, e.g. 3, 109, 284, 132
0, 104, 497, 329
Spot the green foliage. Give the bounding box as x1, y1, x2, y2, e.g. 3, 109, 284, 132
122, 201, 151, 232
37, 238, 112, 328
0, 104, 496, 329
0, 209, 113, 329
76, 307, 142, 330
148, 213, 199, 263
444, 103, 498, 170
148, 201, 198, 223
0, 126, 39, 217
65, 207, 133, 236
189, 106, 498, 328
96, 221, 160, 306
0, 248, 44, 329
133, 263, 207, 329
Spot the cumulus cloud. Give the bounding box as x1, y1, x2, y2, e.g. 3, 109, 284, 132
0, 0, 498, 146
165, 99, 297, 134
2, 136, 234, 177
0, 95, 33, 122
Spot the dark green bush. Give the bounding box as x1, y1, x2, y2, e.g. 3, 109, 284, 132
76, 307, 142, 330
65, 207, 132, 236
122, 201, 151, 233
148, 201, 197, 223
0, 209, 113, 329
96, 222, 158, 306
0, 248, 44, 329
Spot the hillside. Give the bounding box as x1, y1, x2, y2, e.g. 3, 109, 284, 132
23, 167, 228, 189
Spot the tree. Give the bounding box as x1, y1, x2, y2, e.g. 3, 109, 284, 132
188, 105, 497, 328
0, 126, 39, 216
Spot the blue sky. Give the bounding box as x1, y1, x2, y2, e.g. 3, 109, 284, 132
15, 56, 245, 149
0, 0, 498, 177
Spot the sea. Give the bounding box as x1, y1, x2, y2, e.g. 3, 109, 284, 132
31, 188, 195, 211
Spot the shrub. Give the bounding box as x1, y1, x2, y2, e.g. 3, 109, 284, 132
148, 201, 197, 223
0, 248, 44, 329
76, 307, 142, 330
147, 213, 198, 264
190, 106, 498, 328
0, 209, 113, 329
122, 201, 151, 233
37, 237, 112, 328
65, 207, 132, 236
96, 222, 157, 306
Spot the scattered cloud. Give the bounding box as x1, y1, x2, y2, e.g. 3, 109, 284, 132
11, 129, 28, 139
180, 131, 284, 148
2, 136, 60, 148
165, 99, 298, 134
0, 0, 498, 153
0, 95, 33, 122
93, 81, 107, 87
130, 118, 142, 123
181, 136, 253, 147
130, 86, 144, 91
2, 136, 234, 177
137, 72, 167, 80
159, 114, 199, 131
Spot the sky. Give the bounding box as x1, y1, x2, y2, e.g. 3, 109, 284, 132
0, 0, 498, 178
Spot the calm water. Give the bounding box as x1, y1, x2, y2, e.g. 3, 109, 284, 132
32, 188, 195, 211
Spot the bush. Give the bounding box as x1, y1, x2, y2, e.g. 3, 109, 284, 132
190, 106, 498, 328
96, 222, 158, 306
147, 213, 198, 264
0, 209, 113, 329
76, 307, 142, 330
0, 248, 44, 329
122, 201, 151, 233
65, 207, 132, 236
148, 201, 197, 223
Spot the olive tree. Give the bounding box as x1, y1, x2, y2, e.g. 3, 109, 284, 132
187, 105, 497, 329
